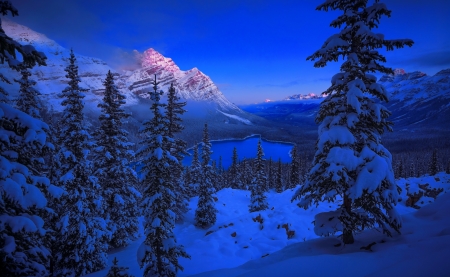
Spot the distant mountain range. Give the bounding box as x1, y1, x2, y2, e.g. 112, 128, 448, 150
284, 93, 325, 101
241, 68, 450, 135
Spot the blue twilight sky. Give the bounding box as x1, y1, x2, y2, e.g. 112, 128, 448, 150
8, 0, 450, 104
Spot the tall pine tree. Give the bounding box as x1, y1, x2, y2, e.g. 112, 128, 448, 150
137, 75, 189, 276
165, 83, 189, 222
275, 158, 283, 193
187, 143, 201, 197
54, 50, 109, 275
292, 0, 413, 244
93, 70, 141, 248
289, 145, 300, 188
249, 140, 268, 212
0, 3, 61, 275
195, 123, 217, 228
429, 149, 438, 176
228, 147, 242, 189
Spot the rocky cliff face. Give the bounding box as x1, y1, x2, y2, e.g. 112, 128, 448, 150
120, 48, 239, 111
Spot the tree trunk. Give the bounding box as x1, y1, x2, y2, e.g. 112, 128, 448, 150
343, 194, 354, 244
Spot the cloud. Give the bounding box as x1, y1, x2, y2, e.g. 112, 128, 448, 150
106, 49, 143, 71
256, 80, 300, 88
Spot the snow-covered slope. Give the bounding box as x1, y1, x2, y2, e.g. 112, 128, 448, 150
1, 20, 240, 114
0, 20, 127, 111
84, 173, 450, 277
379, 68, 450, 128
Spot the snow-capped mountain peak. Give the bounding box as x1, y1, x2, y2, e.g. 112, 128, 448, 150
141, 48, 180, 73
1, 20, 242, 114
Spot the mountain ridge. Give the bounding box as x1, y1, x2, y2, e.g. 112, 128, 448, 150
1, 20, 240, 113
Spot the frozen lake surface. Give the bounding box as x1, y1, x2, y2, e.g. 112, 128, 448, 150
182, 134, 294, 169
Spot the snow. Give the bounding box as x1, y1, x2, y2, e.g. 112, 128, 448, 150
84, 173, 450, 277
218, 110, 252, 125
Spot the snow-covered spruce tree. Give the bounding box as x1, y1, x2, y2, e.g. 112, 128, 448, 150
165, 83, 189, 222
187, 143, 201, 197
15, 67, 42, 119
54, 50, 109, 275
93, 70, 140, 248
292, 0, 413, 244
106, 257, 134, 277
215, 155, 225, 191
249, 140, 268, 212
275, 158, 283, 193
195, 123, 217, 228
239, 158, 253, 190
0, 3, 64, 275
429, 149, 438, 176
289, 145, 300, 188
14, 65, 64, 276
227, 147, 242, 189
137, 75, 189, 276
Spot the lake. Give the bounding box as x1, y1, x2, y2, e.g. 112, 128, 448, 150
183, 135, 294, 169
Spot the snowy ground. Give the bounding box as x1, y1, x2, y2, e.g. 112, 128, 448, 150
85, 173, 450, 276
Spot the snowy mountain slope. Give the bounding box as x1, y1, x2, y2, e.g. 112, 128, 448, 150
0, 20, 128, 112
0, 20, 273, 144
84, 173, 450, 277
380, 68, 450, 129
242, 68, 450, 132
121, 48, 240, 112
2, 20, 242, 115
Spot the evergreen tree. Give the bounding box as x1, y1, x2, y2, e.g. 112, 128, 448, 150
275, 158, 283, 193
195, 123, 217, 228
228, 147, 242, 189
240, 158, 253, 190
292, 0, 413, 244
266, 157, 274, 190
397, 160, 403, 179
429, 148, 438, 176
289, 145, 300, 188
446, 160, 450, 174
54, 50, 109, 276
137, 75, 189, 276
187, 143, 201, 196
0, 3, 63, 276
249, 140, 268, 212
93, 70, 141, 248
215, 155, 225, 191
218, 155, 223, 174
165, 83, 189, 221
15, 68, 42, 119
14, 62, 63, 277
409, 161, 415, 178
106, 257, 134, 277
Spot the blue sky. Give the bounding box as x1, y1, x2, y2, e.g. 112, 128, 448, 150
8, 0, 450, 104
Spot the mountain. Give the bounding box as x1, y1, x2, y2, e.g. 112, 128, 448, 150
2, 20, 296, 146
1, 20, 240, 112
284, 93, 324, 101
0, 20, 119, 111
120, 48, 239, 112
379, 68, 450, 129
240, 68, 450, 150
